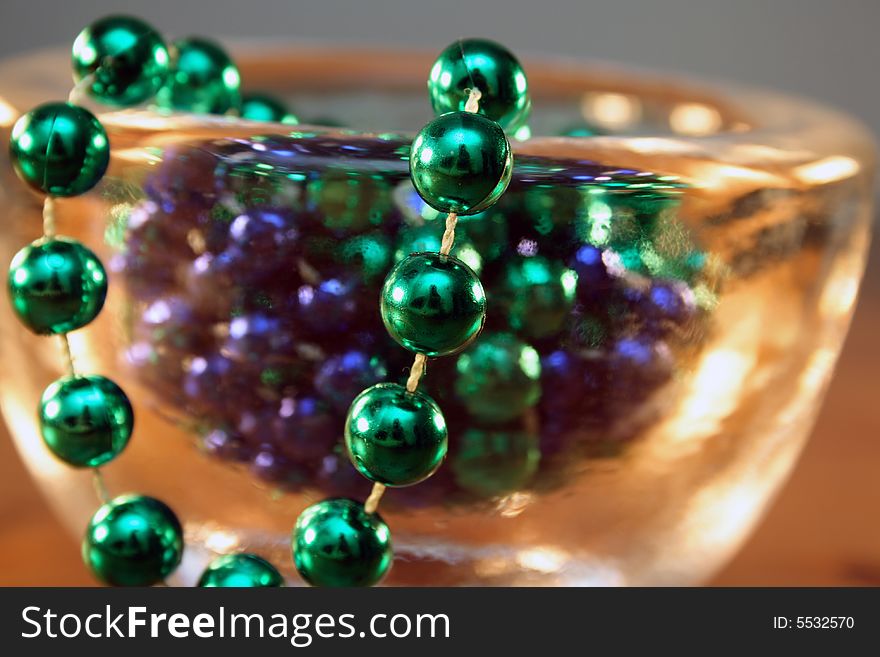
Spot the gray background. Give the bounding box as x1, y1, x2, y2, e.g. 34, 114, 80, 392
0, 0, 877, 137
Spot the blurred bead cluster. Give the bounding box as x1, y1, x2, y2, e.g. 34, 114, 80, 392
117, 131, 714, 508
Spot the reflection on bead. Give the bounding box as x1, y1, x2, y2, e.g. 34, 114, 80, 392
292, 498, 391, 587
156, 37, 241, 114
345, 383, 447, 487
315, 350, 388, 413
428, 38, 530, 131
39, 375, 133, 468
451, 427, 540, 497
83, 494, 183, 586
455, 333, 541, 424
72, 15, 169, 106
381, 253, 486, 357
8, 238, 108, 335
9, 102, 109, 196
241, 93, 298, 124
497, 255, 577, 339
198, 553, 284, 587
410, 111, 512, 215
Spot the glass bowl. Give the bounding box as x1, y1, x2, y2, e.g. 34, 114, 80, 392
0, 44, 873, 586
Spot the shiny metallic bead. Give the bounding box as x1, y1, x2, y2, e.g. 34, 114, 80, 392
197, 553, 284, 587
410, 111, 512, 215
344, 382, 448, 487
241, 93, 298, 124
292, 498, 392, 587
8, 238, 108, 335
9, 102, 109, 196
428, 38, 530, 131
83, 494, 183, 586
72, 15, 170, 106
39, 375, 133, 468
497, 255, 578, 339
455, 332, 542, 423
156, 37, 241, 115
381, 252, 486, 357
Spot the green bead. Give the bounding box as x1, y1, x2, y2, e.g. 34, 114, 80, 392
156, 37, 240, 115
8, 238, 108, 335
338, 231, 392, 282
410, 111, 512, 215
381, 253, 485, 357
198, 553, 284, 587
72, 15, 170, 106
455, 333, 542, 424
308, 170, 392, 232
345, 383, 447, 487
83, 494, 183, 586
394, 224, 483, 275
451, 427, 540, 497
428, 38, 530, 131
9, 102, 109, 196
497, 256, 578, 339
293, 498, 391, 587
241, 93, 298, 124
39, 375, 133, 468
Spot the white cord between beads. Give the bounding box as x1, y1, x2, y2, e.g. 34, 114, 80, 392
42, 196, 56, 240
364, 89, 483, 515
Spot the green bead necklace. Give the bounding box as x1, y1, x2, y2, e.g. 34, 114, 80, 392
7, 17, 528, 588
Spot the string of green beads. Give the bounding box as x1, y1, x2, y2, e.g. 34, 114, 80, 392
83, 494, 184, 586
381, 252, 486, 357
72, 15, 170, 106
345, 383, 448, 486
409, 111, 512, 215
428, 38, 530, 131
39, 375, 133, 468
9, 102, 109, 196
8, 238, 108, 335
156, 37, 241, 115
293, 499, 392, 587
198, 553, 284, 587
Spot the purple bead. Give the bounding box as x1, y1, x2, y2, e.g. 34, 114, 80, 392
296, 277, 363, 335
228, 208, 300, 256
316, 453, 371, 498
539, 350, 585, 412
144, 145, 219, 210
183, 353, 256, 419
314, 350, 388, 413
202, 427, 253, 462
569, 245, 612, 304
135, 295, 211, 352
273, 396, 340, 461
250, 448, 309, 487
222, 312, 296, 362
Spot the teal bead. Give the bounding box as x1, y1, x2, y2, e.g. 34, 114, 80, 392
338, 231, 392, 282
394, 224, 483, 275
410, 111, 512, 215
451, 427, 540, 497
39, 375, 133, 468
198, 553, 284, 587
497, 256, 578, 339
455, 333, 542, 424
293, 498, 392, 587
156, 37, 241, 115
428, 38, 530, 131
345, 383, 447, 487
8, 238, 108, 335
9, 102, 109, 196
83, 494, 183, 586
72, 15, 170, 106
241, 93, 298, 124
381, 252, 485, 357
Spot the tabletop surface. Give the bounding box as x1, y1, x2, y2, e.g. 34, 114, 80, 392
1, 242, 877, 587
